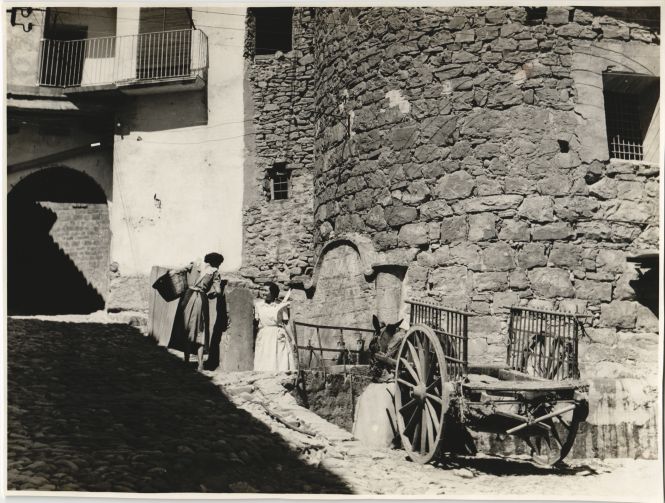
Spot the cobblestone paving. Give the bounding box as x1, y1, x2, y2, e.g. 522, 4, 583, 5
7, 318, 663, 500
7, 318, 350, 493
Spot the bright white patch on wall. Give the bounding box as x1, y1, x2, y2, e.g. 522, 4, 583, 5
385, 90, 410, 114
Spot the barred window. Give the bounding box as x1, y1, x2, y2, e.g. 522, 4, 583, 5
269, 164, 289, 201
603, 73, 659, 162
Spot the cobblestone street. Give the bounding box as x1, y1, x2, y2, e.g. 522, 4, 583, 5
7, 318, 663, 500
7, 318, 350, 493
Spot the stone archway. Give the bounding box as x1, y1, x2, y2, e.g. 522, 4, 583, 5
290, 235, 408, 356
8, 167, 111, 315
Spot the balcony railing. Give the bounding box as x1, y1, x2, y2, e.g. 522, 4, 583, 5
38, 29, 208, 89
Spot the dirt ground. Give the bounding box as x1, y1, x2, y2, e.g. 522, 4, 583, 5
6, 317, 664, 501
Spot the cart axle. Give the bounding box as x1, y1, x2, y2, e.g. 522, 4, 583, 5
506, 404, 577, 435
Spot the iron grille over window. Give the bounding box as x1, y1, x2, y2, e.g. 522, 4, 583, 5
604, 92, 644, 160
602, 73, 659, 162
269, 164, 289, 200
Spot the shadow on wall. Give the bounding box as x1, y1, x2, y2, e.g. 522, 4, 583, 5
120, 91, 208, 133
203, 293, 229, 370
7, 167, 107, 315
630, 266, 658, 317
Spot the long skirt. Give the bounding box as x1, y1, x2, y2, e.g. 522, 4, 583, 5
168, 289, 209, 354
253, 326, 295, 371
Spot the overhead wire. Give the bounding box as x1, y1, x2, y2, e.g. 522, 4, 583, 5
138, 132, 257, 145
16, 5, 662, 37
45, 6, 661, 30
7, 116, 254, 131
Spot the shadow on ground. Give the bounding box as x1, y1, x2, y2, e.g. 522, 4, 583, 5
435, 455, 598, 477
7, 318, 351, 493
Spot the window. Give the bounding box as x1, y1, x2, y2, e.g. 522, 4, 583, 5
40, 8, 116, 87
40, 12, 88, 86
137, 8, 193, 79
525, 7, 548, 24
268, 164, 289, 201
603, 73, 659, 162
252, 7, 293, 55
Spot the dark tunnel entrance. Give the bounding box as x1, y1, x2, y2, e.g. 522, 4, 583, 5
8, 167, 110, 315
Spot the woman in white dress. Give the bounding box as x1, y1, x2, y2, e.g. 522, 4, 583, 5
253, 283, 296, 372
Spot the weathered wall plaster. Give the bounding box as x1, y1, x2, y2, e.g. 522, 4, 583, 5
7, 8, 247, 312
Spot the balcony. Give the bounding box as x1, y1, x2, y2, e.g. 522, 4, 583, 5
38, 29, 208, 93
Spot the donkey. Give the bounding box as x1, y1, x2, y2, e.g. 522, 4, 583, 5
366, 315, 404, 378
371, 315, 404, 354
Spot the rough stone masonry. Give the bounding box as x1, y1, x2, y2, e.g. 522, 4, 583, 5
241, 6, 660, 458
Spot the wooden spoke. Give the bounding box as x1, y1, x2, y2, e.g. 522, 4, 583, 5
546, 417, 566, 450
416, 334, 428, 378
400, 358, 420, 383
426, 393, 444, 405
534, 436, 543, 453
425, 400, 441, 436
413, 418, 422, 451
426, 376, 441, 393
399, 397, 418, 414
524, 436, 538, 454
558, 416, 571, 429
397, 378, 416, 389
420, 412, 427, 453
404, 404, 420, 434
406, 341, 423, 379
394, 325, 449, 465
525, 404, 582, 467
548, 423, 564, 449
425, 350, 436, 389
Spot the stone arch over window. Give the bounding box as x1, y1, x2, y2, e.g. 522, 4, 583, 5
8, 166, 111, 314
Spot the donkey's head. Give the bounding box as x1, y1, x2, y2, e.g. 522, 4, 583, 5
372, 315, 404, 354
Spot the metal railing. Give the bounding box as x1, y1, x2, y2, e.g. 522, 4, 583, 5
507, 307, 587, 381
292, 321, 376, 369
407, 300, 470, 379
38, 29, 208, 88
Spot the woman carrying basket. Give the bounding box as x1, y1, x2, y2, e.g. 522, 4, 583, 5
168, 252, 225, 371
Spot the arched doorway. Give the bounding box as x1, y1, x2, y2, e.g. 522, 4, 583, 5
8, 167, 110, 315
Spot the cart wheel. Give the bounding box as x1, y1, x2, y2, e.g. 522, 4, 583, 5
524, 403, 582, 467
394, 324, 449, 464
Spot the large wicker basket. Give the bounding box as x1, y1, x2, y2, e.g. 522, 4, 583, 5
152, 269, 188, 302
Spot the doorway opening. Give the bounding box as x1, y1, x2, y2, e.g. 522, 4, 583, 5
8, 167, 110, 315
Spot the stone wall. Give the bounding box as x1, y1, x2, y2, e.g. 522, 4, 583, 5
241, 8, 317, 285
38, 202, 111, 301
311, 6, 659, 373
297, 369, 375, 432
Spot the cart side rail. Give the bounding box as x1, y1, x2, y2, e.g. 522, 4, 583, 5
407, 299, 470, 379
507, 307, 585, 380
292, 320, 375, 369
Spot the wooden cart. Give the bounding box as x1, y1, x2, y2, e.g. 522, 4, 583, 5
389, 300, 589, 467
